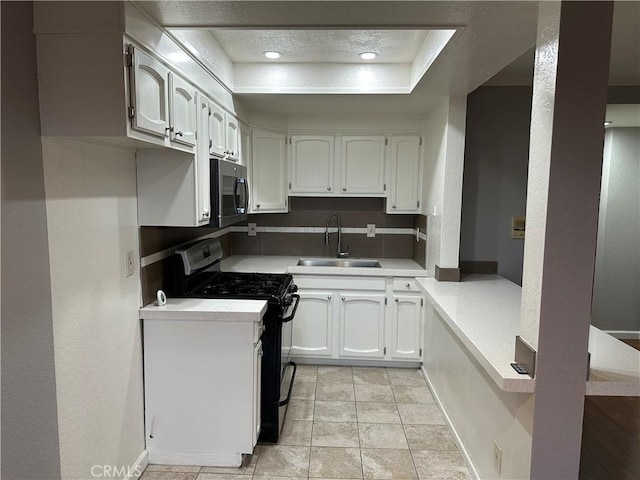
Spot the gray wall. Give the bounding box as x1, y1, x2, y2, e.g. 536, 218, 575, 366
459, 86, 532, 284
1, 2, 62, 479
592, 128, 640, 332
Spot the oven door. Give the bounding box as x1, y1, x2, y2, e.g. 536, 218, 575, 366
277, 294, 299, 432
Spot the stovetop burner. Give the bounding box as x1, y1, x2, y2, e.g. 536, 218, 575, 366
193, 272, 293, 300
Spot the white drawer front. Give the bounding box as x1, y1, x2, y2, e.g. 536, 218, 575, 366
393, 278, 419, 292
294, 275, 386, 291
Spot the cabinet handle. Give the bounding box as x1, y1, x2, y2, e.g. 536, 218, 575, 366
256, 204, 261, 208
341, 297, 345, 301
328, 295, 331, 300
176, 130, 183, 137
406, 283, 411, 288
395, 298, 399, 303
203, 211, 210, 218
327, 186, 331, 191
165, 126, 172, 136
342, 187, 347, 192
392, 204, 397, 209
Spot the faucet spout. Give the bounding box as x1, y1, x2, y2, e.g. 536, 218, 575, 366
324, 213, 349, 258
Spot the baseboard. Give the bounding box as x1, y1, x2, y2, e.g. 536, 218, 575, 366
123, 450, 148, 480
291, 357, 421, 368
604, 330, 640, 340
420, 365, 480, 480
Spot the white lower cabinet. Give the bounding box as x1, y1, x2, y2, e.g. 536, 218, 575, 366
143, 317, 262, 466
339, 294, 386, 358
252, 339, 263, 446
292, 276, 423, 363
292, 292, 334, 357
390, 295, 423, 360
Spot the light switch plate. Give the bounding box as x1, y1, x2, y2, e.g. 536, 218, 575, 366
248, 223, 257, 236
125, 250, 135, 277
367, 224, 376, 238
512, 216, 526, 239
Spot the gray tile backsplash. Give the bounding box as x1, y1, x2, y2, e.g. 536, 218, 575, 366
139, 198, 423, 303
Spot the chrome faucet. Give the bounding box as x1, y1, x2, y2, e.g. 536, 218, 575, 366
324, 213, 349, 258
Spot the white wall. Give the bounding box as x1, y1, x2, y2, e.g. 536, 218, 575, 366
422, 99, 448, 275
42, 138, 145, 480
423, 305, 533, 479
422, 97, 466, 274
592, 127, 640, 332
1, 3, 62, 478
459, 87, 532, 284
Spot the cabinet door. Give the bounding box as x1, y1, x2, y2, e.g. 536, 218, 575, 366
292, 292, 334, 357
341, 136, 386, 194
195, 93, 212, 225
290, 135, 334, 194
131, 47, 169, 138
388, 136, 422, 213
390, 295, 422, 360
168, 73, 196, 147
209, 102, 226, 157
252, 340, 263, 446
226, 114, 240, 161
339, 294, 386, 358
239, 124, 251, 167
250, 130, 288, 213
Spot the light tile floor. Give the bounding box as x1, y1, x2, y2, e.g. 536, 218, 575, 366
141, 366, 470, 480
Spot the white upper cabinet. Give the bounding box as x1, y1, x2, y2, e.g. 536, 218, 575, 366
239, 124, 251, 167
136, 91, 212, 227
250, 129, 288, 213
226, 115, 240, 162
341, 136, 386, 195
209, 102, 226, 157
169, 73, 197, 148
209, 102, 240, 161
290, 135, 335, 194
130, 47, 170, 139
388, 136, 422, 213
195, 92, 212, 225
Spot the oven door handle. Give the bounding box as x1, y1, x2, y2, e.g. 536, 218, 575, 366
281, 294, 300, 323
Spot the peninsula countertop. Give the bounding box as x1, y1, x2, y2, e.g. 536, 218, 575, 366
417, 274, 640, 396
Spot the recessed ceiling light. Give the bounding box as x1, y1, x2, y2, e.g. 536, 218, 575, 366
263, 51, 282, 60
359, 52, 378, 60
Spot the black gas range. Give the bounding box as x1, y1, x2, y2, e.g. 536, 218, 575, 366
172, 239, 299, 443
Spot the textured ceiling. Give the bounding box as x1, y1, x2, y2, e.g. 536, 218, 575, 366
209, 29, 430, 63
133, 0, 637, 114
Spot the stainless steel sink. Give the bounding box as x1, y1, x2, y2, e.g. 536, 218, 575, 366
297, 258, 382, 268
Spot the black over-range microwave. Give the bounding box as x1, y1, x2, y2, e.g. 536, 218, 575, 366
209, 158, 249, 227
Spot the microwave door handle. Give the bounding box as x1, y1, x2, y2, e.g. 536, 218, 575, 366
233, 177, 240, 213
243, 178, 249, 212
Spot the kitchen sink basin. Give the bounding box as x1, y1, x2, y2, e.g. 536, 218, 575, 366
297, 258, 382, 268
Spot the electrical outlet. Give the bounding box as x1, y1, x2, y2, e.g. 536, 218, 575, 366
493, 441, 502, 475
367, 224, 376, 238
248, 223, 257, 236
125, 250, 135, 277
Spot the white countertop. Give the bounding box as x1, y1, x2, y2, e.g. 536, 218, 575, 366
140, 298, 268, 322
417, 275, 640, 396
221, 255, 426, 277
